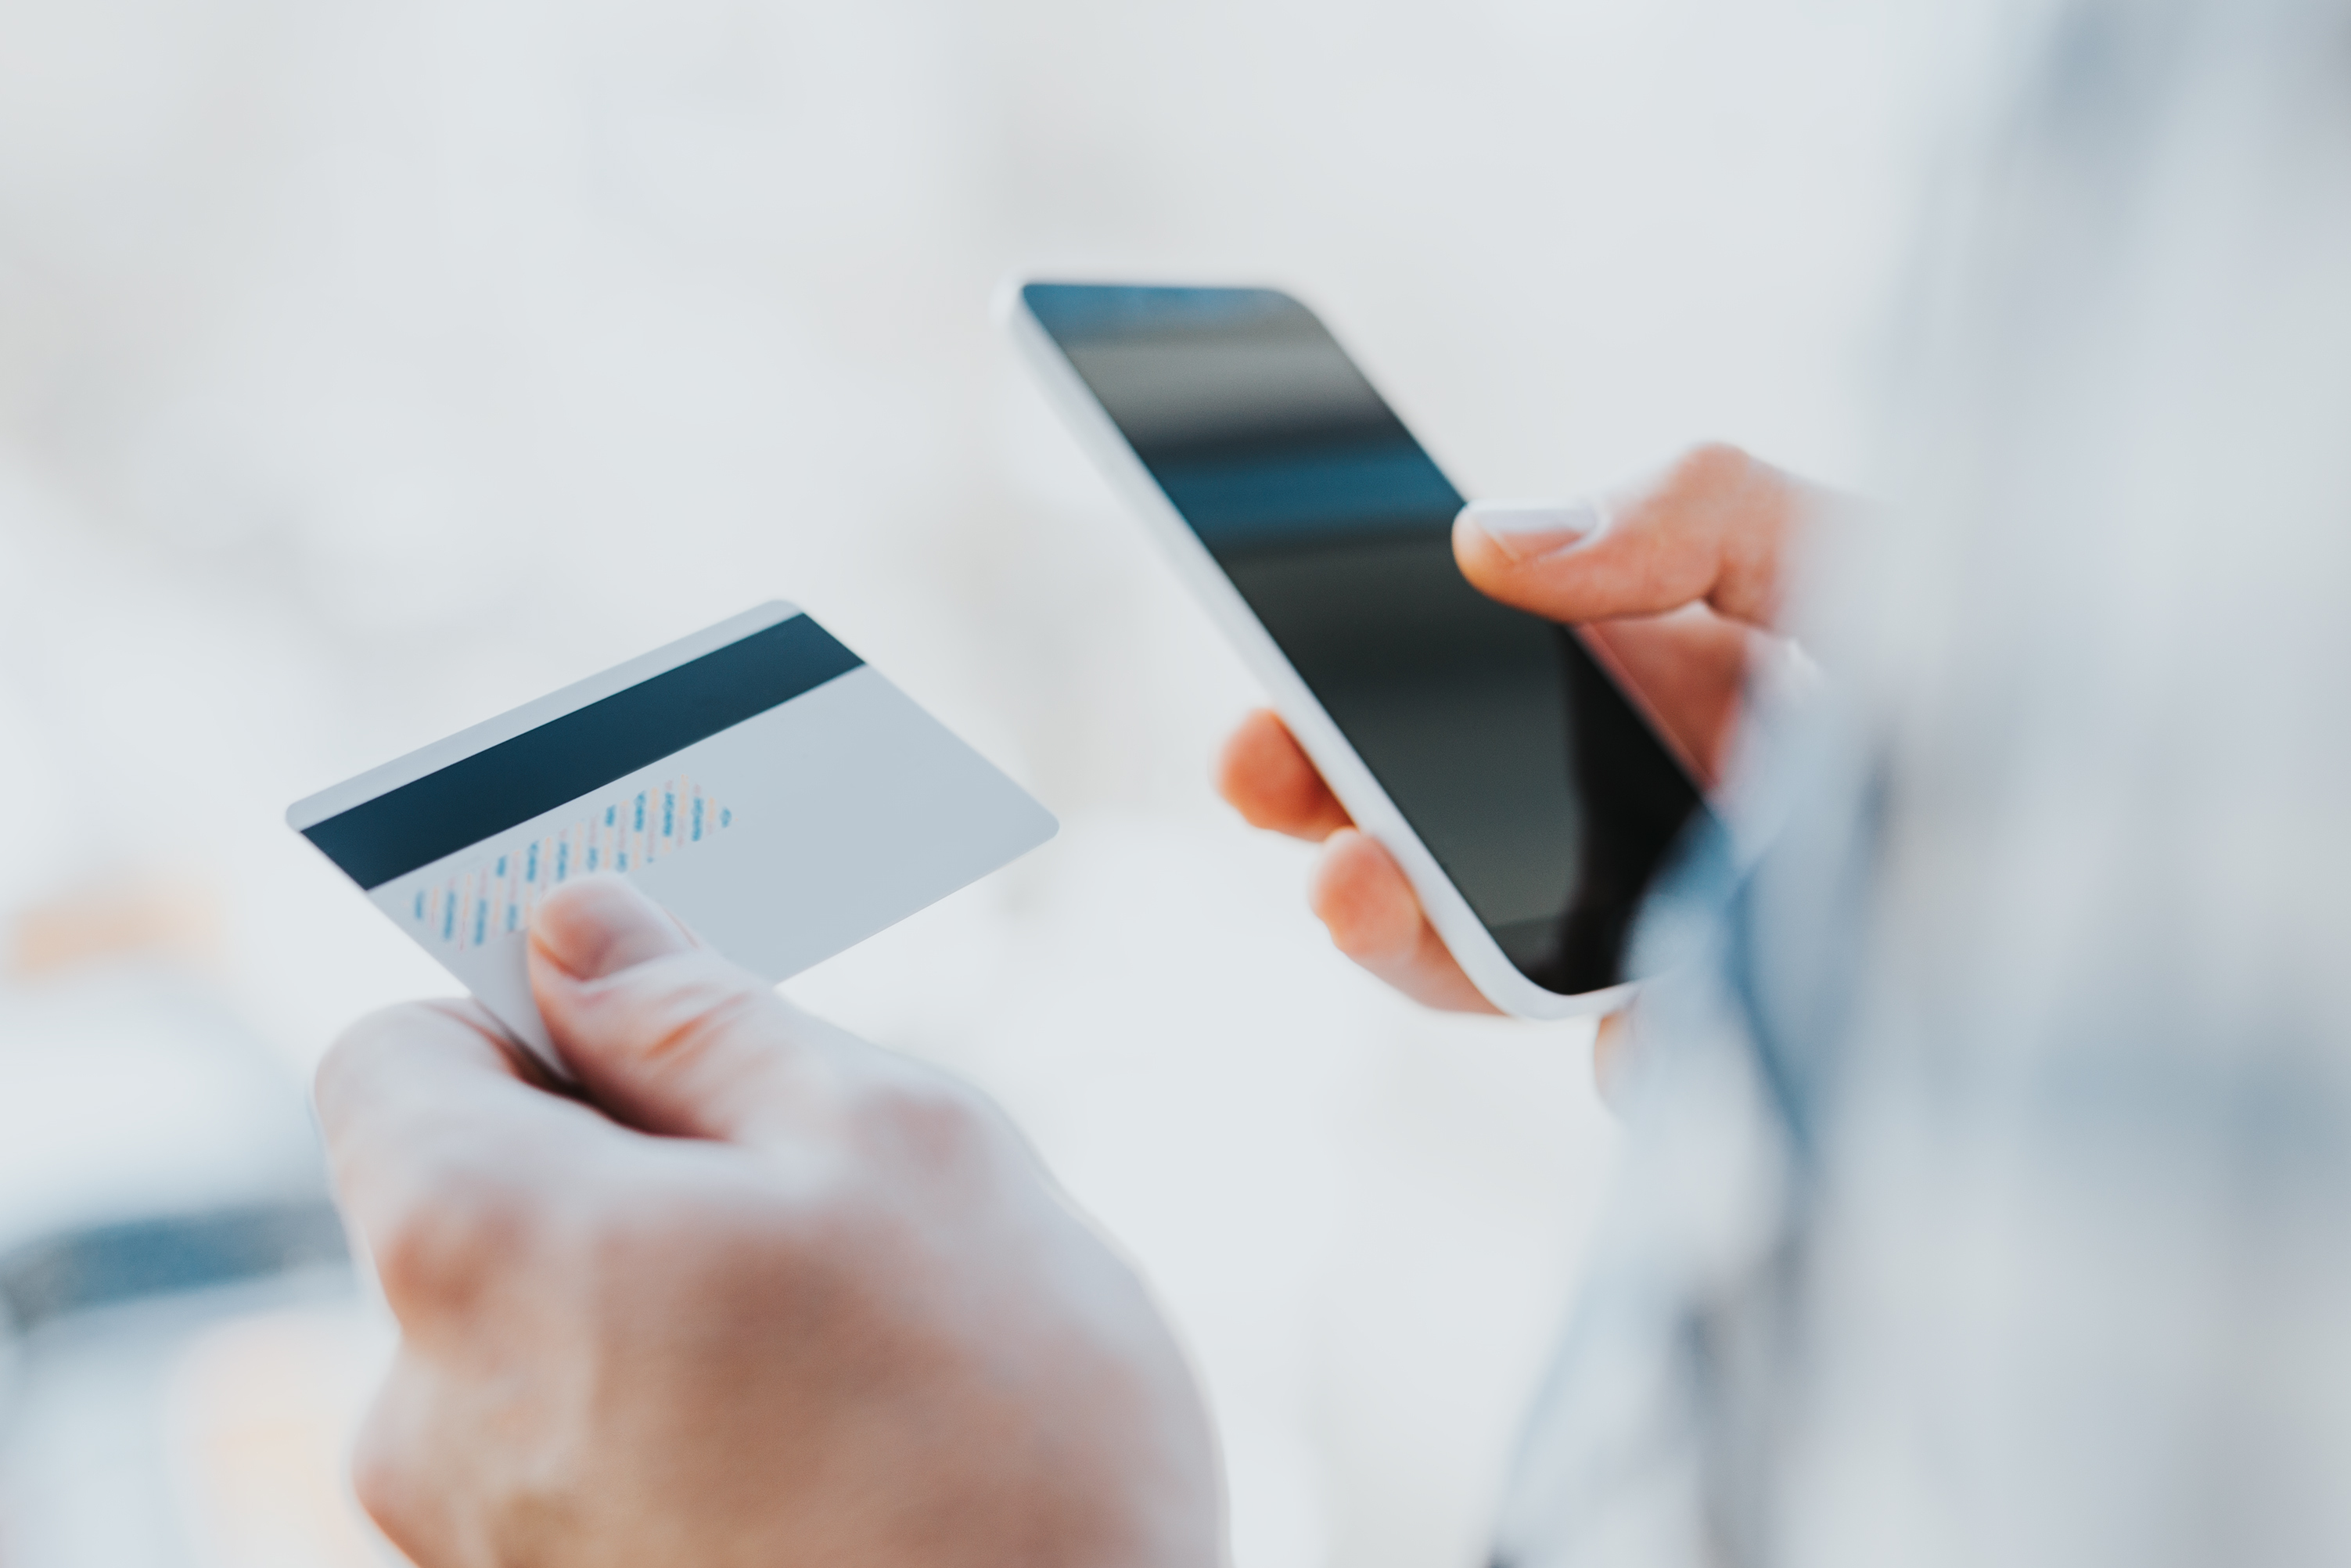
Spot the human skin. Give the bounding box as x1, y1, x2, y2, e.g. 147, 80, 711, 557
317, 877, 1222, 1568
1213, 443, 1818, 1023
315, 442, 1814, 1564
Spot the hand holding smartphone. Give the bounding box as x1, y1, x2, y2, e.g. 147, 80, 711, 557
1005, 282, 1733, 1017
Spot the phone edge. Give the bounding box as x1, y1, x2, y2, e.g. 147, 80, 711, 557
995, 277, 1631, 1023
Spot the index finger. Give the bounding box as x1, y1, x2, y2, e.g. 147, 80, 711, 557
314, 1000, 614, 1265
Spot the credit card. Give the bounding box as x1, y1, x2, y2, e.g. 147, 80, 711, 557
287, 602, 1056, 1067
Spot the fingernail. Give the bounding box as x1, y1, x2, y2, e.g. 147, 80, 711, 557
531, 876, 691, 980
1460, 498, 1603, 562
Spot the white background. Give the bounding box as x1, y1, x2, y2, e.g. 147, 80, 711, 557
0, 2, 1960, 1562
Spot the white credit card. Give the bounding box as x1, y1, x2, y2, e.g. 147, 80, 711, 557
288, 602, 1057, 1066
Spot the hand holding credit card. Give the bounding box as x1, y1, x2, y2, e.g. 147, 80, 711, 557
288, 602, 1057, 1069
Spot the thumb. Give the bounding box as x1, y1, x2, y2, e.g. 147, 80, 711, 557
1453, 444, 1803, 630
527, 876, 829, 1144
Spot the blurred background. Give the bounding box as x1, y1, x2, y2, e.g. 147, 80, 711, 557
0, 1, 1963, 1562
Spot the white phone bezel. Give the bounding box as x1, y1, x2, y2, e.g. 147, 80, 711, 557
998, 278, 1634, 1020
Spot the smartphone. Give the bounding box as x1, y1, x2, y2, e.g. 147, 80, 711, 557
1004, 281, 1706, 1017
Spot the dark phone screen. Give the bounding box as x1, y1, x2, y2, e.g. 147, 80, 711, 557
1026, 283, 1702, 994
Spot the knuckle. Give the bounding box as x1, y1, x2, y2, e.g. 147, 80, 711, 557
348, 1414, 408, 1532
1673, 440, 1756, 489
853, 1066, 1001, 1177
1659, 442, 1779, 532
368, 1153, 542, 1317
349, 1382, 433, 1556
314, 1002, 432, 1119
